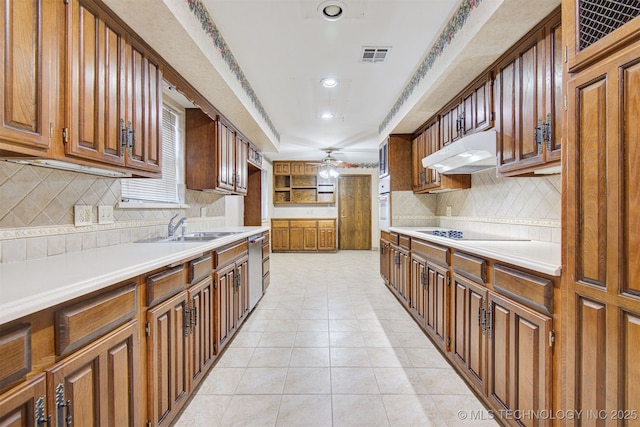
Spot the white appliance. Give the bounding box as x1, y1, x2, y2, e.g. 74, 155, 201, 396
378, 176, 390, 232
248, 234, 264, 310
422, 130, 497, 174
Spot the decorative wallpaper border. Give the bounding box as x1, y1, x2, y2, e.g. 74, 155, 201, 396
338, 163, 378, 169
185, 0, 280, 141
379, 0, 483, 134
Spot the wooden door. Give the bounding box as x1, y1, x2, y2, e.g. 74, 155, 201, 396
125, 44, 161, 173
487, 292, 552, 427
0, 0, 56, 153
65, 0, 126, 166
216, 121, 235, 192
426, 262, 450, 352
409, 254, 427, 325
48, 321, 138, 427
338, 175, 371, 250
214, 263, 235, 353
565, 41, 640, 423
188, 276, 214, 392
235, 136, 248, 194
271, 228, 289, 251
452, 275, 487, 393
147, 293, 188, 427
0, 374, 46, 426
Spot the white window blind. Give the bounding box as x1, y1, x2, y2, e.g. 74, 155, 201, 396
121, 106, 181, 204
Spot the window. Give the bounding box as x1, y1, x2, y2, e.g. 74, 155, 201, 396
120, 105, 184, 205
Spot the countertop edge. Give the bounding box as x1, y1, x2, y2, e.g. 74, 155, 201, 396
389, 227, 562, 277
0, 226, 269, 324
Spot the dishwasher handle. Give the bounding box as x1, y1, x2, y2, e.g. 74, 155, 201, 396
249, 236, 265, 244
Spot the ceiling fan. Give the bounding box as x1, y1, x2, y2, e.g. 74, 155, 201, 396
311, 148, 358, 168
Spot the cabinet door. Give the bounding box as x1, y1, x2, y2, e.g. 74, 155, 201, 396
303, 227, 317, 250
48, 321, 139, 427
487, 293, 552, 426
234, 257, 249, 326
147, 293, 189, 427
188, 276, 214, 392
391, 247, 409, 304
0, 374, 47, 426
425, 262, 450, 352
496, 30, 546, 174
217, 121, 235, 192
378, 141, 388, 177
214, 263, 235, 353
0, 0, 56, 153
271, 228, 290, 251
290, 162, 305, 175
65, 0, 126, 166
380, 240, 390, 284
409, 255, 427, 325
544, 18, 562, 163
411, 133, 425, 191
318, 227, 336, 251
462, 73, 493, 135
235, 136, 248, 194
125, 44, 161, 173
273, 161, 290, 175
289, 228, 304, 251
452, 275, 487, 393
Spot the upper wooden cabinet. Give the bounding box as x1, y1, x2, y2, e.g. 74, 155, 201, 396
185, 109, 248, 195
0, 0, 58, 155
382, 135, 412, 191
412, 118, 471, 194
495, 10, 562, 176
564, 0, 640, 72
65, 0, 162, 174
272, 161, 335, 204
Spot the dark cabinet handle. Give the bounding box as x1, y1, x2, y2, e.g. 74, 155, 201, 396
127, 121, 133, 157
56, 384, 72, 427
544, 113, 551, 151
120, 119, 126, 156
36, 397, 51, 426
535, 118, 544, 154
184, 308, 190, 337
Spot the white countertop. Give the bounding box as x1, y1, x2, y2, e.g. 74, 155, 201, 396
389, 227, 561, 277
0, 226, 268, 324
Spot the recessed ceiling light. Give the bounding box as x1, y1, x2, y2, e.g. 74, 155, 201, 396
318, 1, 346, 21
321, 78, 337, 88
321, 112, 334, 119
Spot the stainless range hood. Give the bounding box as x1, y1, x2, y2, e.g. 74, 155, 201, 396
422, 130, 497, 174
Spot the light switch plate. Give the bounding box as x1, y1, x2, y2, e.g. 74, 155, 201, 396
98, 205, 114, 224
74, 205, 92, 226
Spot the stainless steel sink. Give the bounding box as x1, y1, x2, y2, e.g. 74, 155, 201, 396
135, 231, 243, 243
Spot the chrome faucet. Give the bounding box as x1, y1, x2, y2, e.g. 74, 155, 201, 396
168, 214, 187, 237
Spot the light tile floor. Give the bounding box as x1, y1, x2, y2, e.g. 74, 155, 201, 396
174, 251, 498, 427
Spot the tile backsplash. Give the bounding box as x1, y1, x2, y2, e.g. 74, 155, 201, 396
391, 168, 561, 243
0, 161, 228, 262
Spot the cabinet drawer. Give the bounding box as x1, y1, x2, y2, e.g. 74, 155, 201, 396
0, 324, 31, 389
318, 220, 335, 228
290, 220, 316, 228
411, 239, 449, 266
386, 232, 399, 245
263, 257, 270, 276
262, 231, 270, 245
147, 266, 185, 307
271, 220, 289, 228
453, 251, 487, 283
215, 240, 248, 268
56, 283, 138, 356
189, 253, 212, 285
493, 264, 553, 315
399, 235, 411, 250
262, 243, 270, 259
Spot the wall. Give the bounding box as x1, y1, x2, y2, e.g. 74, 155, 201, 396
0, 161, 236, 263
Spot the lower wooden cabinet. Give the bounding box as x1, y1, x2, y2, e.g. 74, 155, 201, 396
271, 219, 336, 252
187, 276, 215, 392
0, 374, 46, 426
380, 233, 557, 427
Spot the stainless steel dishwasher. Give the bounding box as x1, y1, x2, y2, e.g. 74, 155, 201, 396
248, 234, 265, 310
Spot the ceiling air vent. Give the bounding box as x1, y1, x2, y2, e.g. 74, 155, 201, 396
360, 47, 390, 63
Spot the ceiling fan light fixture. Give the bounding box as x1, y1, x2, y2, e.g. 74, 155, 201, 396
321, 112, 334, 119
321, 77, 338, 88
318, 1, 346, 21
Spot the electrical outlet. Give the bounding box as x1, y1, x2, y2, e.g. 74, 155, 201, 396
446, 206, 452, 217
74, 205, 92, 226
98, 205, 114, 224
